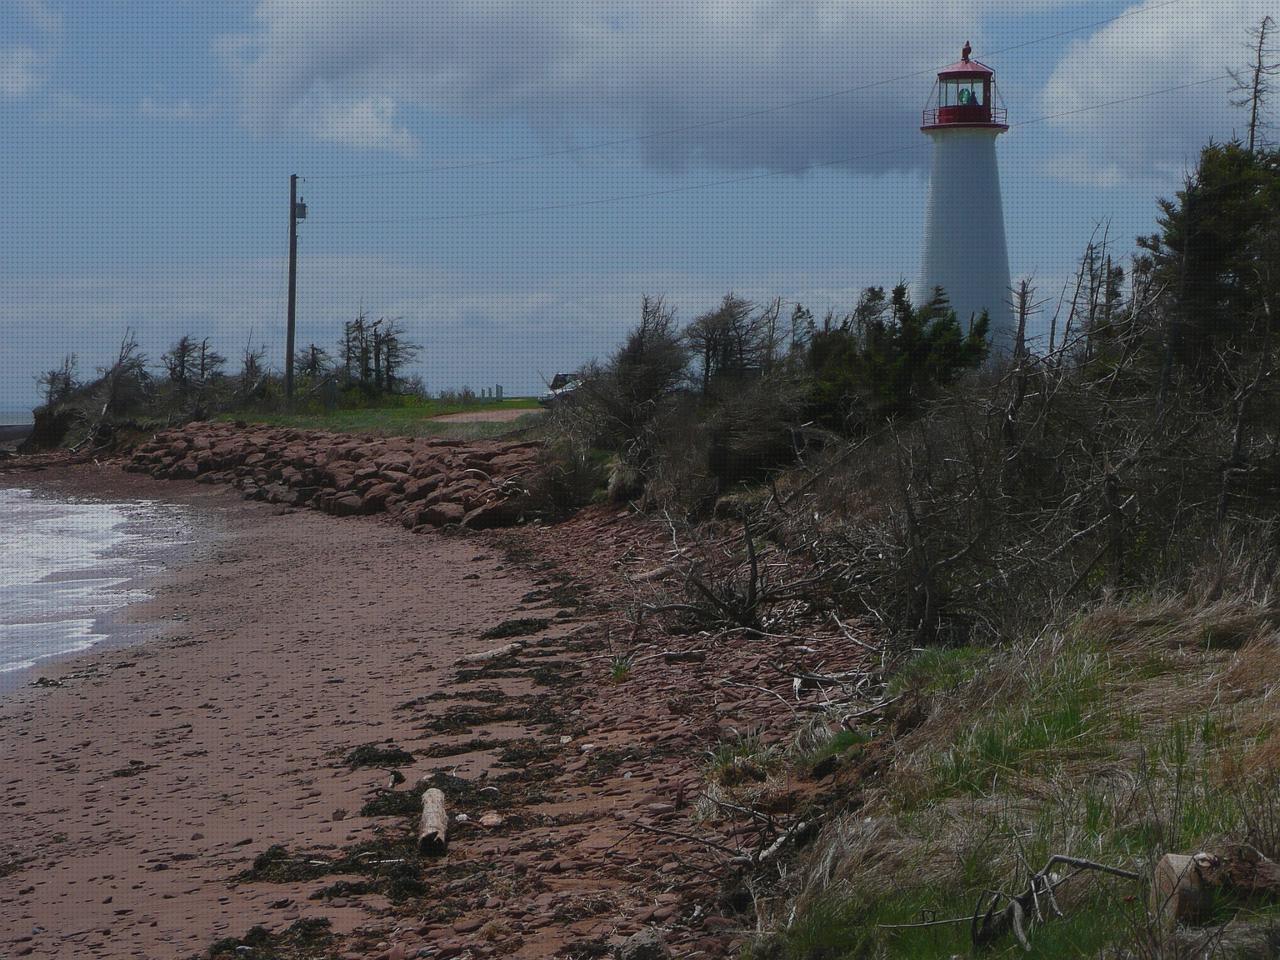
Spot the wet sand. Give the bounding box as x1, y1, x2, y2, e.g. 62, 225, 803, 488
0, 464, 544, 958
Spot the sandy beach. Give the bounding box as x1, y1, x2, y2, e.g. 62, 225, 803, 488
1, 464, 555, 958
1, 460, 858, 959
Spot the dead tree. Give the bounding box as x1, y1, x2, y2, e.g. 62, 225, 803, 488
378, 318, 419, 394
37, 354, 78, 408
73, 331, 149, 449
1229, 15, 1278, 154
195, 338, 226, 386
294, 343, 330, 381
1008, 277, 1050, 360
237, 334, 269, 402
162, 336, 197, 395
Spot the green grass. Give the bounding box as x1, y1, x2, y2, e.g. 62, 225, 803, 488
888, 646, 992, 697
746, 594, 1280, 960
218, 396, 543, 437
788, 727, 868, 774
706, 730, 781, 787
745, 882, 1141, 960
607, 655, 633, 684
930, 644, 1111, 796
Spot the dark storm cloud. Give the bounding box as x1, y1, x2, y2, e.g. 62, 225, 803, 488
219, 0, 1050, 172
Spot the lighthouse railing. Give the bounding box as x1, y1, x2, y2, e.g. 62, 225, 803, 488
922, 106, 1007, 127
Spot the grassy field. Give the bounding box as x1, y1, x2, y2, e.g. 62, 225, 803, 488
218, 397, 544, 439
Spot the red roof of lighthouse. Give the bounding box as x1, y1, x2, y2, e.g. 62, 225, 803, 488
937, 41, 995, 78
938, 58, 995, 77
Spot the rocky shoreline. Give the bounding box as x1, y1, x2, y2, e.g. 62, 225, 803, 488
125, 422, 543, 531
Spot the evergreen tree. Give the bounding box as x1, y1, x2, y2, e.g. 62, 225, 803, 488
807, 284, 989, 431
1138, 141, 1280, 376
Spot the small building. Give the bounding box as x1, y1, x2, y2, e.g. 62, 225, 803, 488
540, 373, 581, 408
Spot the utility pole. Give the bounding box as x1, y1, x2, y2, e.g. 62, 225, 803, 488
285, 174, 306, 403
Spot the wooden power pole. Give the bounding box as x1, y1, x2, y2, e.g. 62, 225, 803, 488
285, 174, 303, 403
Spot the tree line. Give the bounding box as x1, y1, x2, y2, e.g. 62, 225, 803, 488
547, 127, 1280, 643
37, 310, 422, 410
28, 310, 423, 449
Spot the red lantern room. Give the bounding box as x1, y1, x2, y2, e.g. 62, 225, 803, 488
921, 41, 1009, 131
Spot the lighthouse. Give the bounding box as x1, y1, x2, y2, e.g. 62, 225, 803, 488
917, 42, 1015, 354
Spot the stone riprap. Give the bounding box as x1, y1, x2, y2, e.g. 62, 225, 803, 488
126, 422, 542, 530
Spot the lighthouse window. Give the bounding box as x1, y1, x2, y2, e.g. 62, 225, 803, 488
941, 81, 984, 107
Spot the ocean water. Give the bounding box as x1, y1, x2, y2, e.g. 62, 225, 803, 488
0, 488, 192, 675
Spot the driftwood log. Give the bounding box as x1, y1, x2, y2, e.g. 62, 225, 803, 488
418, 788, 448, 855
454, 642, 522, 666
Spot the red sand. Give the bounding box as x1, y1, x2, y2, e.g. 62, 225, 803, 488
0, 465, 550, 958
1, 460, 872, 959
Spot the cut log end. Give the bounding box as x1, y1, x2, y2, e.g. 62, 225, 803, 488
418, 787, 448, 856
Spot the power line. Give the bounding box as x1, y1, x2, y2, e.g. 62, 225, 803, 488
1010, 72, 1232, 127
322, 73, 1235, 227
305, 0, 1189, 182
325, 144, 913, 226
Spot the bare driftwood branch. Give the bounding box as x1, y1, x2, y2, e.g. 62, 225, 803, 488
877, 855, 1137, 944
971, 855, 1139, 950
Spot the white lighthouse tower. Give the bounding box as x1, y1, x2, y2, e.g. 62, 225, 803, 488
917, 43, 1015, 354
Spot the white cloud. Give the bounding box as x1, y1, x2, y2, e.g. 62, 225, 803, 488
0, 0, 62, 100
1042, 0, 1275, 182
219, 0, 1079, 172
304, 96, 418, 156
0, 45, 40, 97
13, 0, 61, 34
1040, 147, 1138, 190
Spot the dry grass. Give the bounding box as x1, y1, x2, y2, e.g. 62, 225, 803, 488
749, 586, 1280, 957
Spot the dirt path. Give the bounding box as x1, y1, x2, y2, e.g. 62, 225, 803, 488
429, 407, 542, 424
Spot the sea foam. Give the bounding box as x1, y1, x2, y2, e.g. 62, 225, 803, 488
0, 488, 190, 674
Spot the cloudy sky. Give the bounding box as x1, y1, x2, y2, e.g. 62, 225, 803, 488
0, 0, 1273, 414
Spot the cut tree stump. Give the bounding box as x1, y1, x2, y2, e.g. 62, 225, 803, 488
1152, 853, 1219, 927
1152, 846, 1280, 929
418, 788, 448, 855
